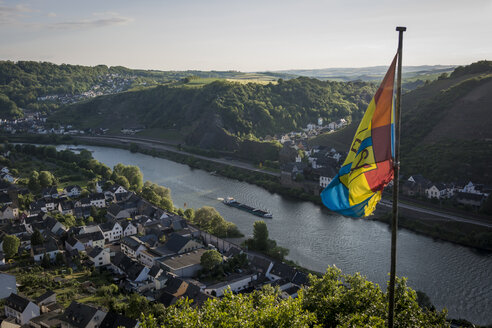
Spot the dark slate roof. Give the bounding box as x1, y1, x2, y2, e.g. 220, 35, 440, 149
5, 293, 31, 312
59, 201, 74, 211
137, 234, 158, 247
87, 246, 104, 259
121, 236, 142, 251
112, 252, 145, 281
156, 291, 178, 307
0, 192, 12, 204
163, 234, 191, 253
64, 185, 81, 192
99, 221, 117, 232
32, 238, 59, 256
77, 231, 104, 244
66, 236, 80, 247
35, 290, 55, 304
60, 301, 100, 328
270, 262, 296, 280
163, 275, 186, 294
251, 256, 272, 274
148, 265, 162, 279
292, 271, 309, 286
107, 204, 122, 217
90, 193, 105, 201
79, 197, 91, 205
115, 192, 131, 203
99, 312, 137, 328
119, 220, 133, 230
284, 285, 300, 295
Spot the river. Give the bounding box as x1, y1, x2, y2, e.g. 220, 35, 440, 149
58, 144, 492, 325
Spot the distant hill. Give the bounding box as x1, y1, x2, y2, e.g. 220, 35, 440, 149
310, 60, 492, 184
51, 77, 377, 152
0, 60, 291, 118
275, 65, 456, 81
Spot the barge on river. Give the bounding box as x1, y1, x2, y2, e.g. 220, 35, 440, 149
222, 197, 273, 218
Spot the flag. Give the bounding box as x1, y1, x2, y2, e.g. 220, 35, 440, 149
321, 54, 397, 217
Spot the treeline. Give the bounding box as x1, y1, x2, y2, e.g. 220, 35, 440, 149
135, 267, 448, 327
0, 60, 291, 119
53, 77, 377, 139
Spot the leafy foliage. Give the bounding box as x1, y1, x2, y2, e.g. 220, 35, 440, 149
52, 78, 376, 141
2, 234, 20, 258
191, 206, 243, 238
136, 267, 448, 328
200, 249, 223, 271
244, 220, 289, 261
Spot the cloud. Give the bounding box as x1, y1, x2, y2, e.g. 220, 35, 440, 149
0, 2, 33, 24
47, 12, 56, 17
46, 13, 133, 29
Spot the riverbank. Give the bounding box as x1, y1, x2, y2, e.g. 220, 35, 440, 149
4, 134, 492, 252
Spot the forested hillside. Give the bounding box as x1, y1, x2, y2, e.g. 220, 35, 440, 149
51, 77, 378, 149
311, 60, 492, 183
0, 60, 289, 118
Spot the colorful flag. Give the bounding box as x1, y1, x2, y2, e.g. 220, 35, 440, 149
321, 55, 397, 217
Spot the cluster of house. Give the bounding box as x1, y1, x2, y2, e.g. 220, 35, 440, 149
0, 177, 310, 327
280, 142, 345, 195
262, 118, 348, 144
36, 73, 137, 105
0, 282, 139, 328
0, 112, 90, 136
401, 175, 491, 208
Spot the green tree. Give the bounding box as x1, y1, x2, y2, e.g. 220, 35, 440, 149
28, 171, 41, 192
125, 293, 152, 319
30, 229, 44, 245
115, 175, 130, 190
39, 171, 54, 188
200, 249, 223, 271
41, 253, 51, 268
302, 266, 448, 327
2, 234, 20, 258
55, 252, 65, 266
184, 208, 195, 220
253, 220, 269, 251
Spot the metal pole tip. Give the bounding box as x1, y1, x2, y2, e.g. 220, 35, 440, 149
396, 26, 407, 32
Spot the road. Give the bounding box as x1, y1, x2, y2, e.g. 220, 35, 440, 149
379, 199, 492, 228
76, 135, 281, 177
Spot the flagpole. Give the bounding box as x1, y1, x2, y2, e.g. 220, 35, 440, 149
388, 26, 406, 328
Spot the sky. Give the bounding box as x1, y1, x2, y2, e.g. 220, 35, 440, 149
1, 0, 491, 71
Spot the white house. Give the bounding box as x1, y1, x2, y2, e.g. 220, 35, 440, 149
120, 221, 138, 237
99, 222, 123, 242
90, 193, 106, 208
425, 184, 447, 199
60, 302, 107, 328
121, 236, 146, 259
0, 205, 19, 222
4, 293, 40, 325
138, 248, 163, 268
87, 247, 110, 267
204, 273, 258, 297
31, 239, 61, 262
64, 186, 82, 198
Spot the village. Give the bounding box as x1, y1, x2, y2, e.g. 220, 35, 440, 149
276, 120, 490, 210
0, 154, 310, 328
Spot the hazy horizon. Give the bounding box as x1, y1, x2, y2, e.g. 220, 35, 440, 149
1, 0, 491, 71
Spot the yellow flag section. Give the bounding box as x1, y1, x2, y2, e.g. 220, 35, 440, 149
321, 54, 397, 217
